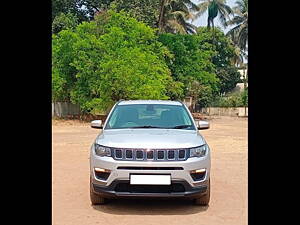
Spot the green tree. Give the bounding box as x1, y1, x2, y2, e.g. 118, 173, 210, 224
52, 67, 68, 102
197, 27, 241, 94
196, 0, 233, 29
52, 0, 87, 22
186, 78, 214, 108
52, 29, 80, 102
52, 12, 79, 34
158, 33, 219, 106
52, 0, 115, 23
158, 0, 199, 34
226, 0, 248, 51
77, 0, 115, 20
112, 0, 161, 28
52, 10, 181, 112
231, 45, 244, 67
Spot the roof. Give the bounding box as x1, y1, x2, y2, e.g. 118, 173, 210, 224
118, 100, 182, 106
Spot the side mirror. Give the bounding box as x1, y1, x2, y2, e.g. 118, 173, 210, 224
196, 120, 210, 130
91, 120, 103, 129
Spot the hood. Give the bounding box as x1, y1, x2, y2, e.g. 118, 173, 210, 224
95, 129, 205, 149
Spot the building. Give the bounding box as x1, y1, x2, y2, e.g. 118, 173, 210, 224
232, 67, 247, 93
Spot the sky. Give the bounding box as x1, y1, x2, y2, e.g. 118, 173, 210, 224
191, 0, 237, 33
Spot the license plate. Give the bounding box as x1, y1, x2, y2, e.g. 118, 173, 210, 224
130, 175, 171, 185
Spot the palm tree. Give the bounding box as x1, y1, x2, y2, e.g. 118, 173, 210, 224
231, 45, 244, 67
226, 0, 248, 51
158, 0, 199, 34
195, 0, 233, 29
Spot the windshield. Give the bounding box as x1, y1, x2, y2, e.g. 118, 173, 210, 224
105, 104, 195, 130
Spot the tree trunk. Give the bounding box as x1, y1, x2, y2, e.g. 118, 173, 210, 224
158, 0, 166, 33
212, 19, 215, 43
207, 17, 210, 28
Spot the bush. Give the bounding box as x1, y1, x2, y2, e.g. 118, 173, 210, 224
210, 90, 248, 107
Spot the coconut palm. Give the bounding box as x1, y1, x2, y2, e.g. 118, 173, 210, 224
195, 0, 233, 29
158, 0, 199, 34
226, 0, 248, 51
231, 45, 245, 67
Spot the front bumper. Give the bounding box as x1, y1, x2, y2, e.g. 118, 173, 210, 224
91, 152, 210, 185
90, 151, 210, 198
92, 179, 208, 199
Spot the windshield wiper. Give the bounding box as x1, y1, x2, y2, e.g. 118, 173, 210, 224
130, 125, 164, 129
169, 125, 192, 129
130, 125, 192, 129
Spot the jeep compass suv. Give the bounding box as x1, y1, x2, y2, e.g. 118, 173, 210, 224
90, 100, 211, 205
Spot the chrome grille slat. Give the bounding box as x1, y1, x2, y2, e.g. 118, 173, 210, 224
112, 148, 189, 161
146, 150, 154, 160
157, 150, 165, 160
115, 149, 123, 159
167, 150, 175, 160
178, 149, 185, 159
136, 150, 144, 160
125, 149, 133, 159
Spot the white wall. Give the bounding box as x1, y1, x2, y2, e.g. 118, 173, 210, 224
200, 107, 248, 117
52, 102, 80, 117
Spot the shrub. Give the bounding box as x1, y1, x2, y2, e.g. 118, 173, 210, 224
210, 90, 248, 107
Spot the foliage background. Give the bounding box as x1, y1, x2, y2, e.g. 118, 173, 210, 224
52, 11, 181, 112
52, 0, 248, 113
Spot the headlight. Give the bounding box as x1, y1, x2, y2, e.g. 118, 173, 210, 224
190, 145, 208, 157
94, 144, 111, 157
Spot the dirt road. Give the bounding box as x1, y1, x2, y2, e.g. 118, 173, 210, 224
52, 116, 247, 225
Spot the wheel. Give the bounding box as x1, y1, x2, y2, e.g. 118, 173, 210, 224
194, 179, 210, 206
90, 178, 106, 205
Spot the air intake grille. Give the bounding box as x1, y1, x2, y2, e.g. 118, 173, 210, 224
112, 148, 189, 161
115, 182, 185, 193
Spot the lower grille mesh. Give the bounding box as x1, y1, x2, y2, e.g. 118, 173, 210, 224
115, 183, 185, 193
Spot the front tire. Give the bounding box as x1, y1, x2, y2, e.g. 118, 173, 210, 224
194, 179, 210, 206
90, 178, 106, 205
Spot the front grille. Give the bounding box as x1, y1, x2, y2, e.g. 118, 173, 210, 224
112, 148, 189, 161
115, 182, 185, 193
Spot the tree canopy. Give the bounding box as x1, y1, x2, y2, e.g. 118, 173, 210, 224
52, 1, 248, 111
158, 33, 219, 106
52, 10, 181, 112
52, 12, 79, 34
112, 0, 160, 28
197, 27, 241, 94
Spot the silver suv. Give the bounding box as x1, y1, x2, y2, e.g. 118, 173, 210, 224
90, 100, 211, 205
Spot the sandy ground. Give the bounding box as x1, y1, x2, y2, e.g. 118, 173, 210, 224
52, 116, 247, 225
